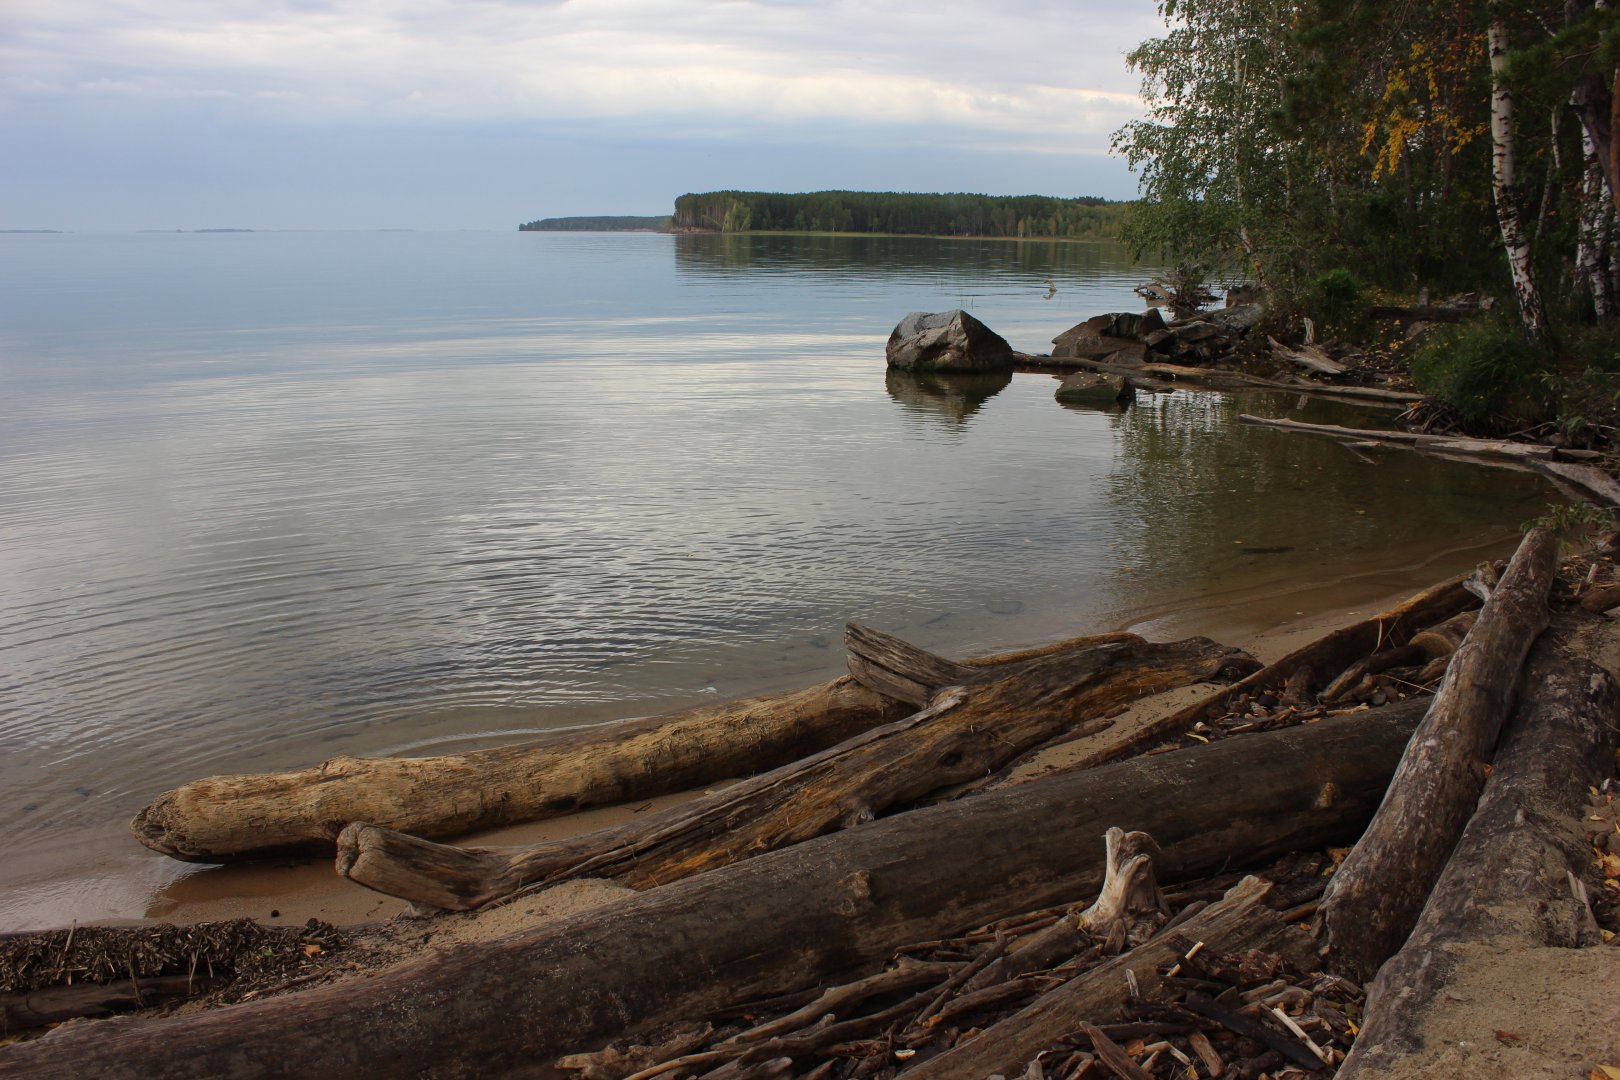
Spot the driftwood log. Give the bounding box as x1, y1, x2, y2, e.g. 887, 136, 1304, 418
338, 628, 1259, 908
1338, 620, 1620, 1076
0, 704, 1424, 1079
900, 876, 1315, 1080
1316, 527, 1558, 982
1062, 573, 1480, 772
132, 677, 912, 861
1238, 413, 1620, 506
1043, 356, 1422, 404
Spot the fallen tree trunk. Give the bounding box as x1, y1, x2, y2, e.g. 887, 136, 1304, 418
131, 676, 914, 862
1238, 413, 1620, 507
1316, 527, 1558, 982
1043, 357, 1422, 404
1337, 620, 1620, 1076
338, 630, 1259, 908
900, 876, 1315, 1080
0, 704, 1426, 1079
1064, 573, 1480, 772
1237, 414, 1607, 462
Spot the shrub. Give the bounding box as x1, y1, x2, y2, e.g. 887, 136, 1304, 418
1408, 321, 1551, 431
1304, 268, 1366, 340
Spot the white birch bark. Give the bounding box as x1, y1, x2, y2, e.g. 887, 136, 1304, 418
1578, 126, 1614, 319
1488, 19, 1550, 341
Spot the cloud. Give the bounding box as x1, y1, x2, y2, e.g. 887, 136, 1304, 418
1, 0, 1160, 141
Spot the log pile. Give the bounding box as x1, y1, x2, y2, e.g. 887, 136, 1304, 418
4, 529, 1618, 1077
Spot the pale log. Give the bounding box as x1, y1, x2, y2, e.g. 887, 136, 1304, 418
1336, 623, 1620, 1076
338, 631, 1260, 908
1316, 528, 1558, 982
0, 705, 1424, 1079
899, 877, 1314, 1080
132, 677, 913, 861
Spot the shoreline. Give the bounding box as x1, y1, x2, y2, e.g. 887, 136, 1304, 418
18, 528, 1520, 937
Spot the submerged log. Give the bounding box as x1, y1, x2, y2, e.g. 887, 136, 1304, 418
0, 705, 1425, 1079
1067, 574, 1480, 772
1238, 414, 1620, 506
131, 677, 913, 862
1316, 528, 1558, 982
338, 629, 1259, 908
1338, 621, 1620, 1076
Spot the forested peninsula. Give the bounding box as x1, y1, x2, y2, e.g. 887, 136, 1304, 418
519, 191, 1129, 239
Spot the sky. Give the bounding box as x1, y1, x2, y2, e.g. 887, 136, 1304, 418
2, 0, 1166, 232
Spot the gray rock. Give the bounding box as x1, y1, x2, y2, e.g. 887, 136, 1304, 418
1206, 303, 1262, 333
1055, 371, 1135, 407
887, 310, 1015, 372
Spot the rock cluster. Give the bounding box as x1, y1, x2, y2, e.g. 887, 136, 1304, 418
1051, 304, 1265, 368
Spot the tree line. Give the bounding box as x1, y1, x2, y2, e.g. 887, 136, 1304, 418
519, 216, 674, 232
1112, 0, 1619, 432
670, 191, 1129, 239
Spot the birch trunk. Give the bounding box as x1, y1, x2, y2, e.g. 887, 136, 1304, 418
1578, 126, 1614, 319
1488, 19, 1551, 342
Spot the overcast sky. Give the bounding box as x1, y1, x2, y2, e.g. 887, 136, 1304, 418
2, 0, 1164, 232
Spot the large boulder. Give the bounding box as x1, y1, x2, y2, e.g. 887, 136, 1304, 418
886, 310, 1014, 372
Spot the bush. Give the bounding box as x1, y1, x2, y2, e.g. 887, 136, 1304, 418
1409, 321, 1551, 431
1304, 268, 1366, 340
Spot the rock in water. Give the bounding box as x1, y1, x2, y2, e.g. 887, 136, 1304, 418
886, 310, 1015, 372
1055, 371, 1135, 407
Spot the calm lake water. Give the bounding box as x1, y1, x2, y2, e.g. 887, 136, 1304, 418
0, 231, 1551, 929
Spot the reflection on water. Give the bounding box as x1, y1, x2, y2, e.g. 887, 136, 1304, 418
884, 369, 1013, 430
0, 230, 1552, 929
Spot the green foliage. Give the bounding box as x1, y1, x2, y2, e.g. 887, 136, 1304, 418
1522, 499, 1615, 543
1303, 268, 1367, 339
519, 216, 673, 232
1409, 321, 1551, 430
670, 191, 1129, 239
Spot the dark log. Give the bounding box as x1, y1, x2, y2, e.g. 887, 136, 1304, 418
337, 631, 1259, 909
1316, 528, 1558, 982
0, 704, 1425, 1079
1364, 304, 1475, 323
131, 676, 912, 861
1065, 576, 1479, 772
898, 877, 1317, 1080
2, 975, 214, 1033
1336, 621, 1620, 1076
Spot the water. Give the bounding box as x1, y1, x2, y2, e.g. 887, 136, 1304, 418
0, 231, 1550, 929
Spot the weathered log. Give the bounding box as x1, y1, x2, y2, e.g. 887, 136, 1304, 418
1268, 336, 1347, 376
1238, 414, 1620, 506
1318, 611, 1473, 703
132, 677, 913, 862
898, 876, 1316, 1080
2, 975, 214, 1033
1065, 574, 1479, 772
1040, 356, 1422, 404
1336, 621, 1620, 1076
1316, 528, 1558, 982
0, 705, 1424, 1079
338, 630, 1258, 908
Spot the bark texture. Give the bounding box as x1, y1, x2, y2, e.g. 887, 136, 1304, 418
132, 677, 911, 861
338, 631, 1259, 908
1316, 528, 1558, 982
0, 705, 1425, 1079
1337, 621, 1620, 1076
